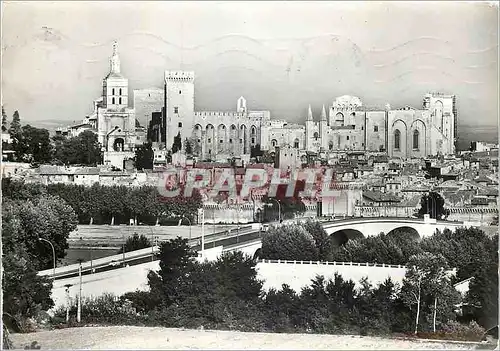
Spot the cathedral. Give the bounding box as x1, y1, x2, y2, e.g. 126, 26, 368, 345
264, 93, 457, 159
68, 42, 457, 169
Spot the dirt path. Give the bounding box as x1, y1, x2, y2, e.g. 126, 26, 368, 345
10, 326, 481, 350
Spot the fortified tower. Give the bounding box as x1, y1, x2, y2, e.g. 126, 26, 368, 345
164, 71, 195, 151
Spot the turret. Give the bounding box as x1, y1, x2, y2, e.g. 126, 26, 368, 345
320, 104, 328, 150
307, 104, 313, 121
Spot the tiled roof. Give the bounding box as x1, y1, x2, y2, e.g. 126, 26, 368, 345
363, 190, 401, 203
371, 155, 389, 163
39, 165, 72, 175
471, 197, 489, 206
74, 168, 100, 175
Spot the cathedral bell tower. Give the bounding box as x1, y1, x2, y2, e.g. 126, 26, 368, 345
102, 41, 128, 110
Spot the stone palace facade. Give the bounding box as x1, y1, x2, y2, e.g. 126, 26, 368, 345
64, 42, 458, 168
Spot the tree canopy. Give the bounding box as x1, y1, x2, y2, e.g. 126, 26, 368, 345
417, 192, 449, 220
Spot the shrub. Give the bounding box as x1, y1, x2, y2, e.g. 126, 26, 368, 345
440, 320, 485, 341
51, 293, 143, 327
261, 224, 319, 261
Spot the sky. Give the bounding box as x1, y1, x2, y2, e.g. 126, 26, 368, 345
1, 1, 498, 135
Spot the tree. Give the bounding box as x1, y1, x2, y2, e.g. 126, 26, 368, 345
118, 233, 151, 254
260, 151, 275, 164
261, 224, 319, 261
263, 284, 300, 332
8, 110, 21, 137
417, 192, 449, 220
250, 144, 263, 158
54, 131, 102, 165
135, 142, 154, 170
78, 130, 102, 165
147, 237, 198, 307
302, 219, 333, 261
13, 195, 78, 270
184, 138, 193, 155
172, 132, 182, 154
2, 197, 58, 331
400, 252, 457, 334
2, 106, 7, 132
17, 125, 53, 164
213, 251, 263, 302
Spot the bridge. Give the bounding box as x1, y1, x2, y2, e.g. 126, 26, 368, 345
40, 217, 473, 280
321, 217, 468, 244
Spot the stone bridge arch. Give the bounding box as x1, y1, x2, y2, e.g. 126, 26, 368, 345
330, 229, 364, 247
386, 226, 420, 241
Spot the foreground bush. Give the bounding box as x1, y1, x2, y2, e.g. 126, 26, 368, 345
51, 293, 145, 326
417, 320, 485, 341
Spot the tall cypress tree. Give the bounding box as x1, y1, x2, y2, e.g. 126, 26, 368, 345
172, 132, 182, 153
1, 106, 8, 132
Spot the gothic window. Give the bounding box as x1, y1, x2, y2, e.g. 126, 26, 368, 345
374, 125, 378, 132
231, 125, 236, 130
294, 139, 299, 148
313, 132, 319, 141
178, 122, 183, 128
174, 107, 179, 114
251, 137, 255, 144
329, 142, 334, 150
394, 129, 401, 150
413, 130, 419, 149
112, 97, 115, 104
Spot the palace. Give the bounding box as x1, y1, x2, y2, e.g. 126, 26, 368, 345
63, 42, 457, 168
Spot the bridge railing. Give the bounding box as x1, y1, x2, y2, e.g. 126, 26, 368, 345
257, 259, 406, 269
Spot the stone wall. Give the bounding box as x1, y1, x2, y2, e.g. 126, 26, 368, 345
354, 205, 418, 218
202, 203, 255, 224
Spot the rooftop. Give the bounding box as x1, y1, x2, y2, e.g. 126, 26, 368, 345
363, 190, 401, 203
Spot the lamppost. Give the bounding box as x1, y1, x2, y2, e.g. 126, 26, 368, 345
269, 198, 282, 223
76, 259, 84, 323
38, 238, 56, 276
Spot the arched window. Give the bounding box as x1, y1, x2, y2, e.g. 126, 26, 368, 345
271, 139, 278, 147
413, 130, 419, 149
112, 88, 115, 95
294, 139, 299, 148
329, 141, 334, 150
118, 97, 122, 105
394, 129, 401, 150
119, 88, 122, 95
313, 132, 319, 141
112, 97, 115, 104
